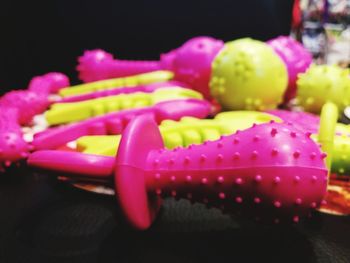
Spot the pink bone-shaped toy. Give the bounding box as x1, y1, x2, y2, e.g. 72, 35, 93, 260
0, 72, 69, 168
32, 99, 211, 150
56, 81, 189, 103
28, 115, 328, 230
77, 37, 224, 99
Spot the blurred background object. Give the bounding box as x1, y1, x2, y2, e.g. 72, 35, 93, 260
292, 0, 350, 65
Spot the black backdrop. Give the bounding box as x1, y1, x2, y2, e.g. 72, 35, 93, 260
0, 0, 293, 92
4, 1, 350, 263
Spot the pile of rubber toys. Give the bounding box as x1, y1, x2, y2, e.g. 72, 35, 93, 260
1, 36, 350, 230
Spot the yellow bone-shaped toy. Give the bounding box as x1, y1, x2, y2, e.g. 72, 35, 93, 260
59, 70, 173, 97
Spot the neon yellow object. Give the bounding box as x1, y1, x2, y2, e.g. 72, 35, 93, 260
331, 134, 350, 175
59, 71, 174, 97
77, 111, 281, 156
297, 65, 350, 114
46, 88, 203, 125
210, 38, 288, 110
315, 102, 338, 175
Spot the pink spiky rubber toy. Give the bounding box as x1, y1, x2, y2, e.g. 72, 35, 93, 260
267, 36, 312, 102
77, 36, 224, 98
0, 72, 69, 168
28, 115, 328, 230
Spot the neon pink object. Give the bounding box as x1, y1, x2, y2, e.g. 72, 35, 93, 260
267, 109, 320, 134
77, 49, 161, 83
0, 72, 70, 125
28, 72, 70, 94
56, 81, 189, 103
77, 37, 224, 98
0, 90, 50, 125
0, 72, 69, 168
0, 107, 30, 168
267, 36, 312, 102
28, 116, 328, 230
32, 99, 211, 150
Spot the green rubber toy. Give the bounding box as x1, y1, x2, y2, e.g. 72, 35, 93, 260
210, 38, 288, 111
296, 65, 350, 114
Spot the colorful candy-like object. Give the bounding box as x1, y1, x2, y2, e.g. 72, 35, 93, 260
33, 98, 211, 150
56, 81, 187, 103
296, 64, 350, 114
267, 36, 312, 102
46, 87, 204, 125
28, 115, 328, 229
77, 37, 224, 98
210, 38, 288, 110
76, 111, 281, 156
78, 108, 349, 177
59, 71, 173, 97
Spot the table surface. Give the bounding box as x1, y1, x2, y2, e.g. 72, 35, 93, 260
0, 167, 350, 263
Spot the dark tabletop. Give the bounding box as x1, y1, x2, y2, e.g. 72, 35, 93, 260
0, 167, 350, 263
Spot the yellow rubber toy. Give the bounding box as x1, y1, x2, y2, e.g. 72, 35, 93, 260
46, 87, 203, 125
59, 70, 174, 97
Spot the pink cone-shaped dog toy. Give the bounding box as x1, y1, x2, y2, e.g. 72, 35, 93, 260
28, 115, 328, 230
77, 37, 224, 98
267, 36, 312, 102
32, 99, 211, 150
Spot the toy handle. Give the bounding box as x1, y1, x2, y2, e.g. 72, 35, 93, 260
318, 102, 338, 173
28, 150, 114, 177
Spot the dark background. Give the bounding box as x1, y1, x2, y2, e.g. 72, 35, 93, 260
0, 0, 293, 92
3, 1, 350, 263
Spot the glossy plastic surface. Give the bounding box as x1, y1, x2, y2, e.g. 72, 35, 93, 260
267, 36, 312, 102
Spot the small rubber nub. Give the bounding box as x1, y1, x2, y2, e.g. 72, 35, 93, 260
115, 115, 164, 230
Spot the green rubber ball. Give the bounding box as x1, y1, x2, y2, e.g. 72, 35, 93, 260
209, 38, 288, 110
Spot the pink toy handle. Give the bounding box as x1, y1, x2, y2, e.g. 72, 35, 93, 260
32, 99, 211, 150
77, 37, 224, 99
77, 49, 161, 82
56, 81, 188, 103
28, 150, 114, 177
